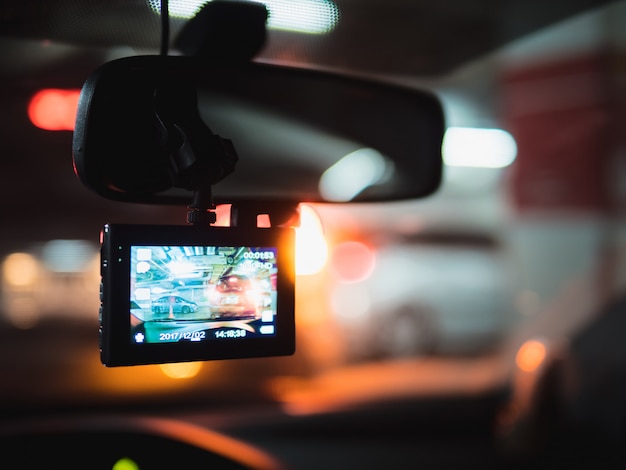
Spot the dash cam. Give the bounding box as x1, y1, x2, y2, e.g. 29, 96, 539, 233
99, 223, 295, 367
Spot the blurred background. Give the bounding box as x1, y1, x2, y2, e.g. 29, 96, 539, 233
0, 0, 625, 426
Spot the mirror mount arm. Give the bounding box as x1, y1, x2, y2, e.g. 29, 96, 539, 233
153, 82, 238, 226
174, 127, 238, 227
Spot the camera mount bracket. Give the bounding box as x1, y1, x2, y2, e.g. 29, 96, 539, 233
153, 78, 238, 226
152, 78, 302, 231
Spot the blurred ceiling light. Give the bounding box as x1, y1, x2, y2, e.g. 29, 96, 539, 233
28, 88, 80, 131
442, 127, 518, 168
319, 148, 391, 202
295, 204, 327, 275
41, 239, 97, 273
2, 252, 40, 288
262, 0, 339, 33
148, 0, 339, 34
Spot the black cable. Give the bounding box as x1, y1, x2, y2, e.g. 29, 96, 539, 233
160, 0, 169, 56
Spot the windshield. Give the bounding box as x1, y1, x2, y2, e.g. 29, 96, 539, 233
0, 2, 625, 465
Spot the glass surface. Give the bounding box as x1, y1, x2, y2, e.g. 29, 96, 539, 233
0, 1, 625, 466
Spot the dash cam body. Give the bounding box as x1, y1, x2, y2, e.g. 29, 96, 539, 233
99, 223, 295, 366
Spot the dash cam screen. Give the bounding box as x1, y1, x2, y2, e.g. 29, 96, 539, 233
129, 245, 278, 344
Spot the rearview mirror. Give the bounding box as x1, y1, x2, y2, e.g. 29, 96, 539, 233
73, 55, 444, 205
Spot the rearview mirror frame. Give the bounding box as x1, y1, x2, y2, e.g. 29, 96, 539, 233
73, 55, 444, 205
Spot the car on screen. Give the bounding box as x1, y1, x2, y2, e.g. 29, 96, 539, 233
152, 295, 198, 315
208, 273, 266, 320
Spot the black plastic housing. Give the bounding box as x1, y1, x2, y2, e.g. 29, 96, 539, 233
99, 223, 295, 367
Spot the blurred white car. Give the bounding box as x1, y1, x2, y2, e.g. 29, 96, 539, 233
331, 232, 520, 360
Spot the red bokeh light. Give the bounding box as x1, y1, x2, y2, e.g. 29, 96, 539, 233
331, 241, 376, 283
28, 88, 81, 131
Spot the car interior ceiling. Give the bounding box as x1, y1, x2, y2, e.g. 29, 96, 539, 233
1, 0, 626, 469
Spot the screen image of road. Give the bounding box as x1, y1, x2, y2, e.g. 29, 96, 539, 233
129, 245, 278, 344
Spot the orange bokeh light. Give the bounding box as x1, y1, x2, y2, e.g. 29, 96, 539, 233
28, 88, 81, 131
515, 339, 547, 373
295, 204, 328, 275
